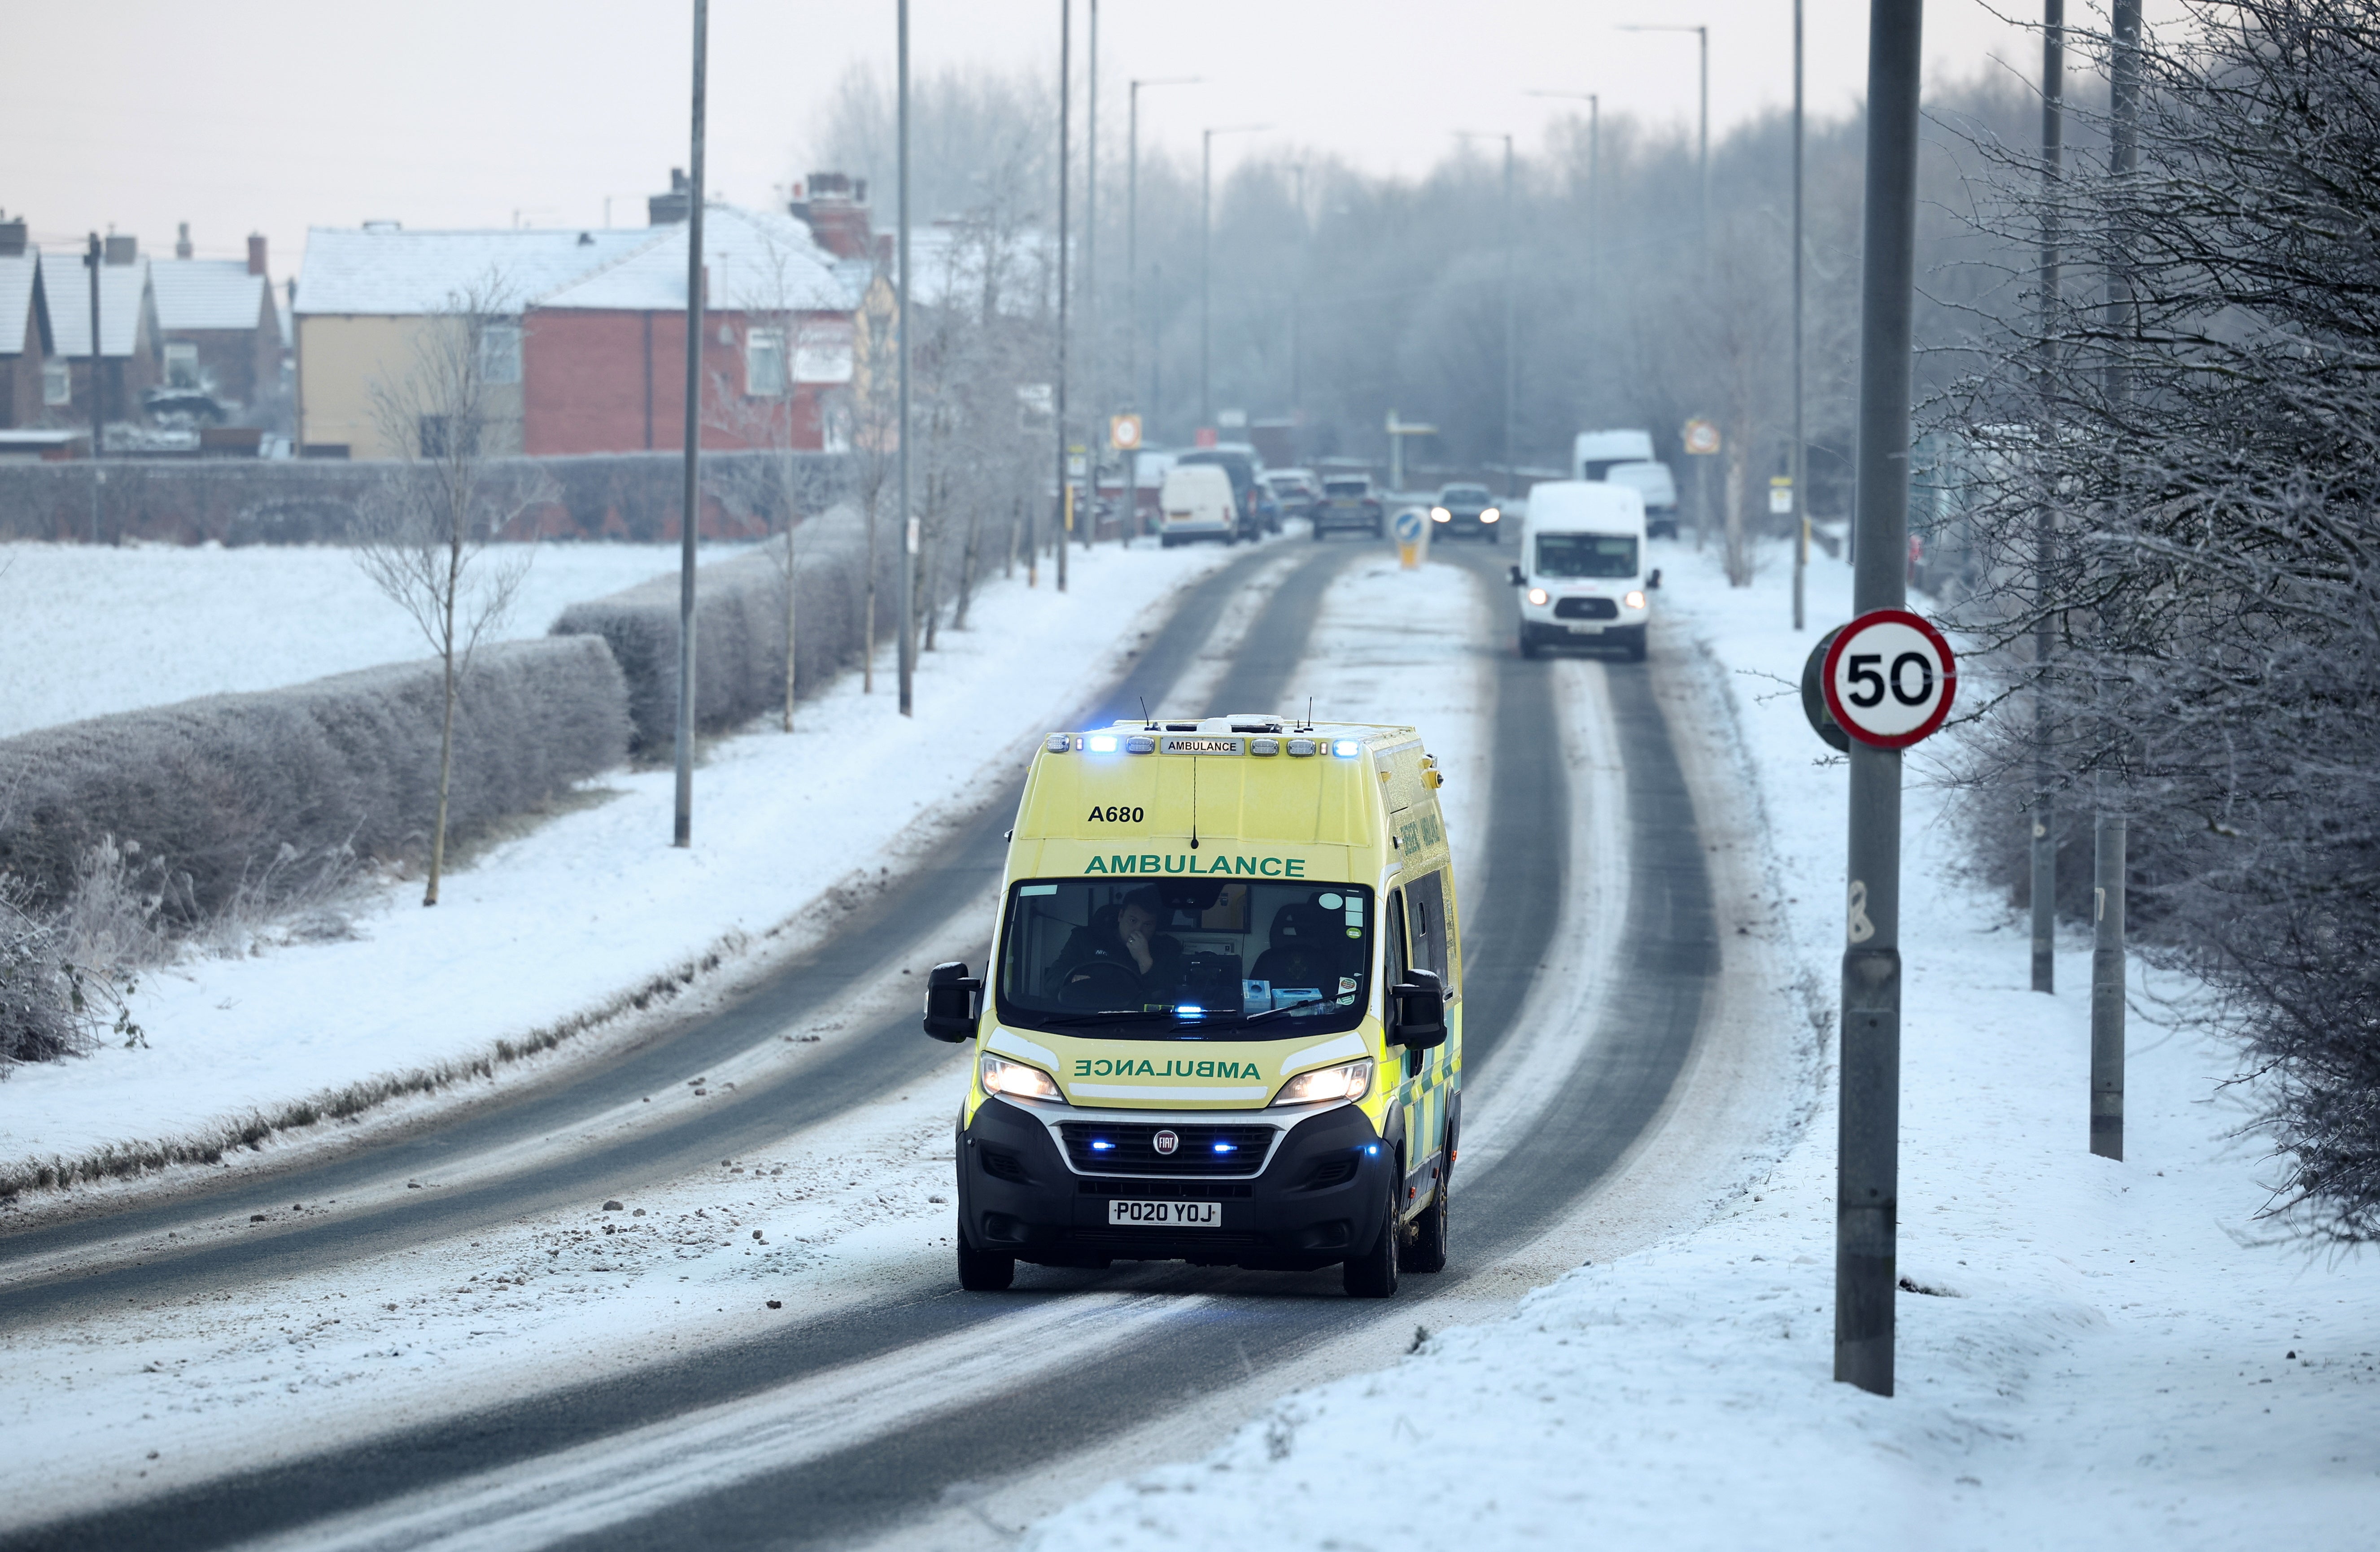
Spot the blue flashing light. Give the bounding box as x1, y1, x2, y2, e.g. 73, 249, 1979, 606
1090, 1139, 1114, 1151
1332, 739, 1362, 759
1364, 1142, 1380, 1156
1212, 1141, 1237, 1154
1086, 733, 1120, 753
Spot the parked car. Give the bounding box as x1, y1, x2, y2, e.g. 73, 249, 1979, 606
1428, 482, 1506, 544
1177, 448, 1271, 535
1312, 475, 1385, 541
1262, 468, 1320, 521
1158, 464, 1244, 546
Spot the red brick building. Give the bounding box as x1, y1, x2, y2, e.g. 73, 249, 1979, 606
522, 206, 863, 456
0, 218, 52, 429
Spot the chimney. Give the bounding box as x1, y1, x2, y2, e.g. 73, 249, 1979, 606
648, 167, 691, 226
176, 222, 193, 259
0, 215, 26, 258
795, 171, 874, 260
104, 233, 138, 265
247, 233, 268, 276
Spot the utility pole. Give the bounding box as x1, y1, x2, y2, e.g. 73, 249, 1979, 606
83, 233, 103, 542
674, 0, 708, 849
1055, 0, 1071, 591
1792, 0, 1807, 632
1084, 0, 1099, 542
2033, 0, 2065, 994
2094, 0, 2143, 1161
1836, 0, 1923, 1400
1200, 123, 1269, 430
897, 0, 916, 712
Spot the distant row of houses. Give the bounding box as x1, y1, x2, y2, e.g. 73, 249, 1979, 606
0, 217, 286, 453
1, 172, 908, 461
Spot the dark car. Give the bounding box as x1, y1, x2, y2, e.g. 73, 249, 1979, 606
1263, 469, 1320, 521
1430, 483, 1506, 544
1312, 475, 1385, 541
1176, 449, 1268, 538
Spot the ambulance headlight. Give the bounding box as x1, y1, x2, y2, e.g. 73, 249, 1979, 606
1430, 506, 1450, 523
1480, 507, 1500, 523
1274, 1059, 1372, 1107
1624, 589, 1647, 611
1085, 733, 1119, 753
1332, 739, 1362, 759
980, 1054, 1065, 1103
1526, 587, 1550, 607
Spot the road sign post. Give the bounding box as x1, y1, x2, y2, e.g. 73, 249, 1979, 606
1836, 0, 1926, 1403
1683, 418, 1720, 551
1392, 506, 1429, 570
1112, 415, 1143, 544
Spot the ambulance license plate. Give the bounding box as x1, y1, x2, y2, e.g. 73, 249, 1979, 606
1106, 1199, 1221, 1228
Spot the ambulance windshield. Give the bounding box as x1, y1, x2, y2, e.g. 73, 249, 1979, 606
996, 878, 1374, 1037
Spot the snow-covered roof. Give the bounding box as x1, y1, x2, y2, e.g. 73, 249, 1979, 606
150, 259, 269, 333
532, 207, 855, 314
294, 227, 655, 317
0, 253, 45, 357
40, 253, 149, 357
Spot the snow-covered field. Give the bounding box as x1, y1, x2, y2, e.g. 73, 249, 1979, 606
1027, 541, 2380, 1552
0, 536, 1240, 1190
0, 539, 732, 738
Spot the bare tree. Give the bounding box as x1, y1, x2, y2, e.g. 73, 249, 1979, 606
360, 281, 546, 907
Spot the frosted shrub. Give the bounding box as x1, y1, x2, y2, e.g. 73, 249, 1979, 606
553, 503, 892, 754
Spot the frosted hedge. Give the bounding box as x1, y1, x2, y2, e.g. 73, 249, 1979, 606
0, 636, 629, 920
553, 502, 898, 753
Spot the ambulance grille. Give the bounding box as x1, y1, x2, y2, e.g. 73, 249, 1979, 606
1077, 1178, 1254, 1200
1554, 596, 1620, 620
1057, 1122, 1278, 1176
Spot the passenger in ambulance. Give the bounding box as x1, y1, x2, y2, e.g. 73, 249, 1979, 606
1050, 887, 1183, 1004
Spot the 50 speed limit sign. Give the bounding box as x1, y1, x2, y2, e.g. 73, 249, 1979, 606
1820, 609, 1958, 749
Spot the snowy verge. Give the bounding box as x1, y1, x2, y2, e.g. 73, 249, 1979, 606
0, 537, 1243, 1208
1026, 540, 2380, 1552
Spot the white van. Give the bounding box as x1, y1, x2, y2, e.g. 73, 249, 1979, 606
1573, 429, 1656, 480
1604, 459, 1680, 539
1159, 463, 1241, 547
1508, 480, 1659, 661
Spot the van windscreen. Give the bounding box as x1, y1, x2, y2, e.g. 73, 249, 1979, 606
1535, 534, 1638, 578
996, 878, 1373, 1038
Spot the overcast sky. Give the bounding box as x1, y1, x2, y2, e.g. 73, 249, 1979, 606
11, 1, 2168, 283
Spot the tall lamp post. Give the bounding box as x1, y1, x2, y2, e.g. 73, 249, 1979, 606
1128, 77, 1201, 430
674, 0, 709, 848
1792, 0, 1807, 632
1201, 122, 1270, 429
1617, 22, 1709, 248
1456, 132, 1517, 497
897, 0, 916, 708
1056, 0, 1072, 592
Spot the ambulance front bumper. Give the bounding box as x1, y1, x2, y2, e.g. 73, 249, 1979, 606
957, 1095, 1393, 1271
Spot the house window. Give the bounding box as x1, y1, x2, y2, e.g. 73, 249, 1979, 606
163, 342, 201, 388
477, 323, 522, 385
42, 362, 71, 406
745, 327, 788, 397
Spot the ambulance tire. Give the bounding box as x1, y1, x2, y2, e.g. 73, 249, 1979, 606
1399, 1166, 1450, 1275
1342, 1171, 1401, 1298
956, 1226, 1016, 1292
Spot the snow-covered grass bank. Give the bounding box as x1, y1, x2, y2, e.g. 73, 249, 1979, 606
0, 540, 726, 739
1028, 540, 2380, 1552
0, 536, 1240, 1201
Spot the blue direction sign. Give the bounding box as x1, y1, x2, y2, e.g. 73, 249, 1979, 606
1391, 507, 1427, 544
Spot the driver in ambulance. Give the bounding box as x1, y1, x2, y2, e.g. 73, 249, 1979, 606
1050, 886, 1183, 999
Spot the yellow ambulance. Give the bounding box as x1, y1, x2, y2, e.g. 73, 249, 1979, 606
922, 715, 1462, 1299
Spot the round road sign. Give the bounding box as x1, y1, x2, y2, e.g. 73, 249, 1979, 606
1391, 507, 1427, 544
1820, 609, 1958, 749
1683, 418, 1721, 456
1109, 414, 1143, 451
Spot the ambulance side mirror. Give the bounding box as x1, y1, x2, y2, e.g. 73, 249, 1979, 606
1507, 565, 1526, 588
1648, 568, 1663, 590
922, 961, 981, 1043
1391, 968, 1447, 1050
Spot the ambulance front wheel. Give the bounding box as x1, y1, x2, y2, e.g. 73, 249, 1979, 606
1341, 1171, 1401, 1299
956, 1220, 1016, 1291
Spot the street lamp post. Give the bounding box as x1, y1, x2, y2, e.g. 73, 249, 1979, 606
1201, 122, 1269, 429
1056, 0, 1071, 592
1128, 77, 1201, 430
1457, 131, 1517, 497
1793, 0, 1807, 632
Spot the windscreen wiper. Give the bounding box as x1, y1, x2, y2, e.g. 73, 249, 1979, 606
1238, 997, 1336, 1024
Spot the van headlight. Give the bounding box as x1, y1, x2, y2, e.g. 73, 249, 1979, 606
1526, 587, 1550, 607
1624, 589, 1647, 610
981, 1054, 1065, 1102
1273, 1059, 1372, 1107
